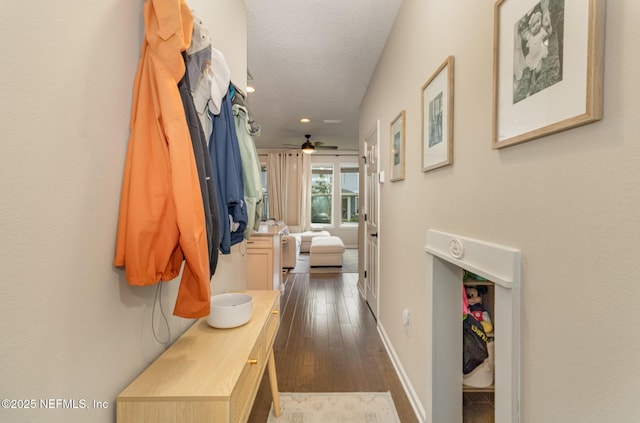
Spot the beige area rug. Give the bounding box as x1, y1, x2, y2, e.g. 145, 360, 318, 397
290, 249, 358, 274
267, 392, 401, 423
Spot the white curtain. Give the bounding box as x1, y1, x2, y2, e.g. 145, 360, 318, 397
267, 152, 311, 232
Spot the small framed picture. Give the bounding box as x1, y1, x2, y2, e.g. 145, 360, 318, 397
390, 110, 406, 182
421, 56, 454, 172
492, 0, 605, 148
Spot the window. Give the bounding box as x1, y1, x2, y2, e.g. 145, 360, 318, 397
340, 164, 359, 224
310, 159, 360, 227
311, 164, 333, 224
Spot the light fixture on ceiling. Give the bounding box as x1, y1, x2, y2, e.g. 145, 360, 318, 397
246, 85, 255, 93
301, 134, 315, 154
300, 118, 310, 123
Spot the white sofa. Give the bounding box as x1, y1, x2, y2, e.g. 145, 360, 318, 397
281, 233, 301, 269
282, 228, 333, 268
298, 230, 331, 253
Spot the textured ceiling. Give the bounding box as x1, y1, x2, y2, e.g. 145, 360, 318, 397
244, 0, 403, 151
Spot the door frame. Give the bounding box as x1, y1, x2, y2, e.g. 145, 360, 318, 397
360, 120, 381, 319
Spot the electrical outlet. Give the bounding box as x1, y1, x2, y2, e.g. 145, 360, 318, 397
402, 308, 410, 326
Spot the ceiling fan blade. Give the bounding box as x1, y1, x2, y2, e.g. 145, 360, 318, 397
283, 134, 339, 151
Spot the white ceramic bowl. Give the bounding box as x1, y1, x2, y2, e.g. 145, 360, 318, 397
206, 293, 254, 329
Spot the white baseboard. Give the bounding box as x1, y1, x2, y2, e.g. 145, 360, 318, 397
377, 323, 427, 423
357, 284, 365, 299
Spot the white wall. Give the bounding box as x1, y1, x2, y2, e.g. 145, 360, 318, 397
0, 1, 245, 422
360, 1, 640, 421
190, 0, 247, 91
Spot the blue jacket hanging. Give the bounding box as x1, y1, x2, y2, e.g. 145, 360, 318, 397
208, 91, 248, 254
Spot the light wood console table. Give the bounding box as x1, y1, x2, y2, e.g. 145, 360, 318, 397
117, 290, 281, 423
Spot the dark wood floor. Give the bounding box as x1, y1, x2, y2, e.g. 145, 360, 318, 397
463, 392, 495, 423
248, 272, 419, 422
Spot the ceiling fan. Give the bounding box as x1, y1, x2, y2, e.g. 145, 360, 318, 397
283, 134, 338, 154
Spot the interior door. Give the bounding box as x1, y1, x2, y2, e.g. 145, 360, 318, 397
363, 122, 380, 319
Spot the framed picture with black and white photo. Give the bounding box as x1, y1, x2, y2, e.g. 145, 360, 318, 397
421, 56, 454, 172
492, 0, 605, 149
390, 110, 405, 182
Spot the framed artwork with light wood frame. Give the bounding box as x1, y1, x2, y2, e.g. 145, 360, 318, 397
390, 110, 406, 182
492, 0, 605, 149
421, 56, 454, 172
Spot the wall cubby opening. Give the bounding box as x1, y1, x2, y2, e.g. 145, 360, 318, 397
463, 275, 495, 423
425, 229, 521, 423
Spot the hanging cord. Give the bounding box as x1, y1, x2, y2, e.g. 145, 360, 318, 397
152, 282, 171, 346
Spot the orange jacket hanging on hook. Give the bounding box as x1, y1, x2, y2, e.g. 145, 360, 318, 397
114, 0, 210, 318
